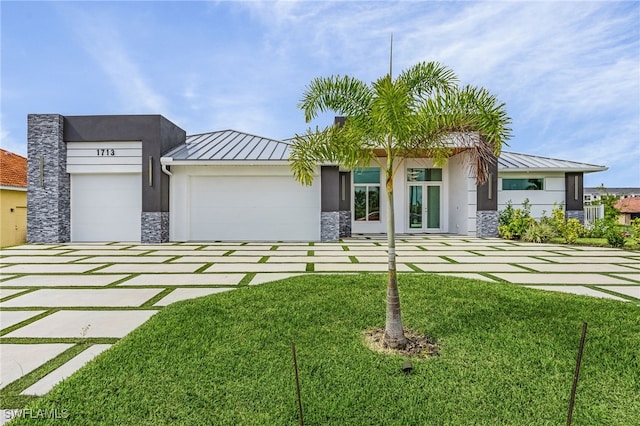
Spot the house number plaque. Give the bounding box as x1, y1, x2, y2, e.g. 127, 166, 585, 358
96, 149, 116, 156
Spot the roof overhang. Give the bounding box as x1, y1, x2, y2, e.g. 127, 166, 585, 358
498, 166, 608, 174
0, 185, 27, 192
160, 157, 291, 167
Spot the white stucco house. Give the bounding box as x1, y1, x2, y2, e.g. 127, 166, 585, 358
26, 114, 607, 243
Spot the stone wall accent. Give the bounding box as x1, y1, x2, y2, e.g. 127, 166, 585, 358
476, 210, 499, 237
566, 210, 585, 224
141, 212, 170, 243
27, 114, 70, 243
321, 211, 340, 242
339, 210, 351, 238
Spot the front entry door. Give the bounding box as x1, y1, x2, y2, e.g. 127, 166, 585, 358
408, 184, 441, 231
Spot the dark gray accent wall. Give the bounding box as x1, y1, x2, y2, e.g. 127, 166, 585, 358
321, 166, 340, 212
338, 171, 351, 238
339, 171, 351, 211
63, 115, 186, 213
27, 114, 70, 243
476, 156, 498, 211
565, 172, 584, 211
28, 114, 185, 244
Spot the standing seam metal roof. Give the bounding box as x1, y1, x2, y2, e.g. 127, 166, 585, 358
162, 130, 291, 161
162, 130, 607, 172
497, 151, 606, 172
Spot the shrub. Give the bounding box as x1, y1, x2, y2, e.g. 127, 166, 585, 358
587, 217, 616, 238
498, 199, 535, 240
550, 204, 566, 236
549, 204, 585, 244
521, 222, 555, 243
562, 219, 583, 244
631, 218, 640, 245
606, 229, 625, 248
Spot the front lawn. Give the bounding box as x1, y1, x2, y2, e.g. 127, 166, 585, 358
11, 274, 640, 425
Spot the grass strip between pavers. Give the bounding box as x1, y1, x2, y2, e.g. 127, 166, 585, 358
5, 273, 637, 425
0, 310, 59, 337
0, 343, 92, 408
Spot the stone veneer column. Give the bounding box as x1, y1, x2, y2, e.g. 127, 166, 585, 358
27, 114, 70, 243
339, 210, 351, 238
565, 172, 585, 224
476, 210, 499, 237
566, 210, 585, 223
321, 211, 340, 242
475, 155, 499, 237
320, 166, 340, 242
141, 212, 170, 243
338, 171, 351, 238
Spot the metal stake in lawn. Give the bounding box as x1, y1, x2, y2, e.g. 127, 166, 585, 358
292, 342, 304, 426
567, 322, 588, 426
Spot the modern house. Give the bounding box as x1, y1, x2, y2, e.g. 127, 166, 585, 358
0, 149, 28, 247
26, 114, 607, 243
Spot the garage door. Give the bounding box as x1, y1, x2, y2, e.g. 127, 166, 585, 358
189, 175, 319, 241
71, 174, 141, 242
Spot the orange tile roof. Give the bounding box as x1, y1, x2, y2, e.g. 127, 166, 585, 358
615, 197, 640, 213
0, 149, 27, 188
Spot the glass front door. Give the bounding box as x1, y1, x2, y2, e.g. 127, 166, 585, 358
408, 184, 440, 231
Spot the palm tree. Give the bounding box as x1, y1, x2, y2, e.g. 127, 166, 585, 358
289, 61, 511, 349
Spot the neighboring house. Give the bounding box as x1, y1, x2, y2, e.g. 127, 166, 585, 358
0, 148, 28, 247
614, 197, 640, 225
26, 114, 608, 243
584, 187, 640, 204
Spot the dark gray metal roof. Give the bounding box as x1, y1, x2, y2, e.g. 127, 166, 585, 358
163, 130, 291, 161
498, 151, 607, 173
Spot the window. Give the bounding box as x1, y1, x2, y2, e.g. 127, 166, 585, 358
407, 168, 442, 182
353, 167, 380, 221
502, 178, 544, 190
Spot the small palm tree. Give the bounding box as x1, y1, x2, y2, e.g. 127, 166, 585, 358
290, 61, 511, 349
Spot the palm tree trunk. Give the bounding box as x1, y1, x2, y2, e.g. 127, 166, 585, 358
383, 162, 407, 349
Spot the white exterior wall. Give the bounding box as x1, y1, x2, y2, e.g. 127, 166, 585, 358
170, 164, 321, 241
447, 153, 477, 235
498, 172, 566, 218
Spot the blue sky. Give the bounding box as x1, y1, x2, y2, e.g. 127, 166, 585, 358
2, 1, 639, 187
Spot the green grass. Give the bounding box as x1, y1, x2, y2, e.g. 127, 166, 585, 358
8, 274, 640, 425
548, 237, 640, 250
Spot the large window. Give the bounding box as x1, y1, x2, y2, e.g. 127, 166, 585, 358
407, 168, 442, 182
502, 178, 544, 190
354, 167, 380, 221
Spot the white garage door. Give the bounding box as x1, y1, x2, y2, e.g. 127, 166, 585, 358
189, 175, 319, 241
71, 174, 141, 242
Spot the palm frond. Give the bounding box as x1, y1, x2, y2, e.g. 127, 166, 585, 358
298, 75, 373, 122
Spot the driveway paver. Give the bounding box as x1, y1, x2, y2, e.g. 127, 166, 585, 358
4, 310, 159, 338
1, 344, 74, 390
0, 289, 164, 308
524, 286, 629, 301
1, 236, 638, 413
20, 344, 112, 396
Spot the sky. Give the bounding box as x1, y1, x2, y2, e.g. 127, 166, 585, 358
1, 0, 639, 187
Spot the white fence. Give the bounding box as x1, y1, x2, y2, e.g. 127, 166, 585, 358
584, 204, 605, 227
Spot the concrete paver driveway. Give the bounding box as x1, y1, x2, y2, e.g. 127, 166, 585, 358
1, 235, 639, 419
